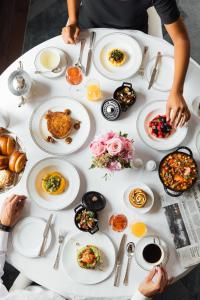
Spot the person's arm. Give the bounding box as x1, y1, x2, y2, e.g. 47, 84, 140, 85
62, 0, 80, 44
0, 195, 26, 297
165, 17, 191, 128
131, 267, 171, 300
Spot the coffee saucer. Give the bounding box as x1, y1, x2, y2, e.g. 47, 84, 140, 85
34, 46, 68, 79
135, 235, 169, 271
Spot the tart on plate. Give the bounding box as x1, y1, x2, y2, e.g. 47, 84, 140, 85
77, 245, 101, 269
107, 48, 126, 67
149, 115, 173, 139
42, 171, 67, 195
129, 188, 147, 208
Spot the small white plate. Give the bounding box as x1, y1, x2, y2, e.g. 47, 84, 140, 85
27, 157, 80, 211
12, 217, 52, 258
124, 182, 154, 214
34, 47, 68, 79
62, 232, 116, 285
93, 33, 142, 81
29, 97, 90, 156
135, 236, 169, 271
137, 100, 188, 151
145, 55, 174, 92
196, 131, 200, 155
192, 96, 200, 118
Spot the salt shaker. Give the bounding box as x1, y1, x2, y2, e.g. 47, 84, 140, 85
145, 160, 157, 171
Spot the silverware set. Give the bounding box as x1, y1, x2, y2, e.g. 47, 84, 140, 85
39, 214, 53, 257
53, 230, 67, 269
148, 51, 162, 90
113, 234, 135, 287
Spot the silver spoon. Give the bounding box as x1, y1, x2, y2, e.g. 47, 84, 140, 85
75, 39, 86, 74
123, 242, 135, 286
35, 66, 62, 74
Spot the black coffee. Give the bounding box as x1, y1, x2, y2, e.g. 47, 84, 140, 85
143, 244, 162, 263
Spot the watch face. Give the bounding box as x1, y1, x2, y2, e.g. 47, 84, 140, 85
101, 99, 121, 121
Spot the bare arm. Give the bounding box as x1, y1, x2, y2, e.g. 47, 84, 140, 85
165, 17, 191, 127
62, 0, 80, 44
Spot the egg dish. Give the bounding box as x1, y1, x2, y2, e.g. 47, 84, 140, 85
77, 245, 101, 269
107, 48, 126, 67
42, 171, 68, 195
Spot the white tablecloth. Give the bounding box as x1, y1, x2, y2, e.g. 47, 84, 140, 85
0, 29, 200, 299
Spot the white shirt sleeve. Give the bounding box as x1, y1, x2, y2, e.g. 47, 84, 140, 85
131, 289, 151, 300
0, 230, 9, 297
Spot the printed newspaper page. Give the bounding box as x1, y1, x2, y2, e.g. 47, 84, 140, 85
161, 180, 200, 268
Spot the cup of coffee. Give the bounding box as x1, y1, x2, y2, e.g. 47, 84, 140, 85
39, 48, 60, 70
142, 239, 164, 266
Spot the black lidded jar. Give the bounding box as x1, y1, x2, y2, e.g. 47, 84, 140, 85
74, 191, 106, 234
101, 82, 137, 121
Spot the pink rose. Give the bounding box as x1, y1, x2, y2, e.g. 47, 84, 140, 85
90, 141, 106, 157
106, 138, 124, 156
108, 161, 122, 171
123, 139, 133, 152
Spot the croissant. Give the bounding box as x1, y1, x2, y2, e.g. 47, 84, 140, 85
0, 135, 16, 156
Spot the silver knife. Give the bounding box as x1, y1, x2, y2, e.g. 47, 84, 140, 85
86, 31, 96, 76
39, 214, 53, 257
114, 234, 127, 287
148, 51, 162, 90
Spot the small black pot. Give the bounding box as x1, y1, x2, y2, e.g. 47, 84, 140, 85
159, 146, 198, 197
74, 191, 106, 234
113, 82, 137, 112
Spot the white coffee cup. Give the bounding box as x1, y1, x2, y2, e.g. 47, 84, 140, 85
39, 49, 60, 70
142, 239, 165, 266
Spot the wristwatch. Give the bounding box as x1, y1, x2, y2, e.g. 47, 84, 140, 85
0, 222, 11, 232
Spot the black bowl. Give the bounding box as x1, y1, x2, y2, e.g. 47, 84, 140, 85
74, 204, 99, 234
159, 146, 198, 197
113, 82, 137, 112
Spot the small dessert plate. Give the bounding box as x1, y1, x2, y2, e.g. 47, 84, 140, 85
123, 182, 154, 214
34, 47, 68, 79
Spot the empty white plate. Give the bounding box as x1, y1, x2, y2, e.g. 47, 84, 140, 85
62, 232, 116, 285
12, 217, 52, 258
93, 33, 142, 81
137, 100, 188, 151
124, 182, 154, 214
30, 97, 90, 155
145, 55, 174, 92
27, 157, 80, 210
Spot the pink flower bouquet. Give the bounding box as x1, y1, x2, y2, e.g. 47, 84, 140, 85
89, 131, 134, 175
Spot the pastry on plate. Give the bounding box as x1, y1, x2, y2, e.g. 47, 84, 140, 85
77, 245, 101, 269
0, 169, 15, 189
0, 135, 16, 155
107, 48, 126, 67
0, 155, 9, 170
129, 188, 147, 208
45, 110, 72, 139
9, 151, 27, 173
149, 115, 172, 139
42, 171, 67, 195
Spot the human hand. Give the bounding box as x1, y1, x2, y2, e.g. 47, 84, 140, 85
166, 91, 191, 128
0, 194, 26, 227
61, 23, 80, 44
139, 267, 172, 298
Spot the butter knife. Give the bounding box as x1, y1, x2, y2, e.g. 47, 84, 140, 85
114, 234, 127, 287
148, 51, 162, 90
39, 214, 53, 257
86, 31, 96, 76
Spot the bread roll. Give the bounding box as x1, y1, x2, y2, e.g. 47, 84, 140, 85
9, 151, 27, 173
0, 169, 15, 188
0, 155, 9, 170
0, 135, 16, 155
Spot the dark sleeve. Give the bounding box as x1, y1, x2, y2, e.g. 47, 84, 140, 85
153, 0, 180, 25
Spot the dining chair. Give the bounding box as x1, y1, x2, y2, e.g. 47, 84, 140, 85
9, 272, 32, 292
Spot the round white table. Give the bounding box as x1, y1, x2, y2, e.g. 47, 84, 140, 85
0, 29, 200, 300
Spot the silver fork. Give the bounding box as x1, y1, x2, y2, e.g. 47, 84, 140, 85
75, 39, 86, 74
53, 230, 66, 270
138, 46, 149, 77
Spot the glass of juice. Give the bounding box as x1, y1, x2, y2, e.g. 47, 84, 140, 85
131, 221, 147, 238
86, 79, 102, 101
66, 66, 83, 85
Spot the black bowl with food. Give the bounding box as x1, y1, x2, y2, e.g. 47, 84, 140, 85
113, 82, 137, 112
74, 191, 106, 234
159, 146, 198, 197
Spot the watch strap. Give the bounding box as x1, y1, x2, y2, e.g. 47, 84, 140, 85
0, 223, 11, 232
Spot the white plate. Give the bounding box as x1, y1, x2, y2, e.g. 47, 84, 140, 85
192, 96, 200, 118
27, 157, 80, 210
137, 100, 188, 151
30, 97, 90, 155
34, 47, 68, 79
124, 182, 154, 214
12, 217, 52, 258
62, 232, 116, 285
145, 55, 174, 92
135, 236, 169, 271
196, 131, 200, 155
93, 33, 142, 81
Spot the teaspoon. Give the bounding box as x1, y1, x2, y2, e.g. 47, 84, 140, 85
123, 242, 135, 286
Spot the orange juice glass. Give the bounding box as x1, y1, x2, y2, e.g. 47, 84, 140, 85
66, 66, 83, 85
131, 222, 147, 238
86, 79, 102, 101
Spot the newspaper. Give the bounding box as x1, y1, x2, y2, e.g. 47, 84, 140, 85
161, 180, 200, 268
